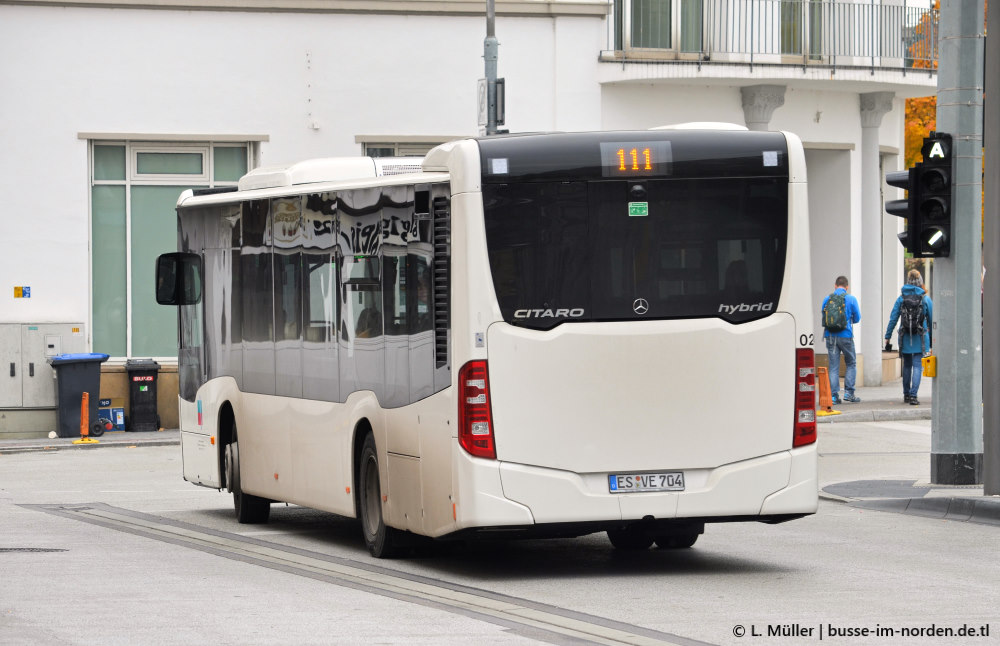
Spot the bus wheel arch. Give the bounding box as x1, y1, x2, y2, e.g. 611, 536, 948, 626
222, 408, 270, 524
354, 422, 402, 558
217, 402, 235, 490
351, 418, 374, 520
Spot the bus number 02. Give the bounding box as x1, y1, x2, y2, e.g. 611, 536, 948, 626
799, 333, 814, 347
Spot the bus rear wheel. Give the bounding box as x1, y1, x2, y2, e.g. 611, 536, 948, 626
654, 525, 702, 549
607, 527, 654, 550
225, 425, 270, 524
358, 433, 401, 558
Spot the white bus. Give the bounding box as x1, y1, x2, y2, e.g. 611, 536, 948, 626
156, 128, 818, 558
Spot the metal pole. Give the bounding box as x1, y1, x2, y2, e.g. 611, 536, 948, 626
931, 0, 985, 484
485, 0, 499, 136
984, 0, 1000, 495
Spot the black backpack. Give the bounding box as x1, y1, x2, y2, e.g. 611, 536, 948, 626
899, 292, 925, 337
823, 292, 848, 333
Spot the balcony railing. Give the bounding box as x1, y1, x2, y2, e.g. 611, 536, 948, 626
606, 0, 939, 71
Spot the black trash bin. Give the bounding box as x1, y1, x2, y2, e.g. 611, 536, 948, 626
48, 353, 110, 438
126, 359, 161, 432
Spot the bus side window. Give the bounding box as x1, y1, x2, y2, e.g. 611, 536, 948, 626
382, 255, 406, 336
355, 290, 383, 338
411, 259, 432, 334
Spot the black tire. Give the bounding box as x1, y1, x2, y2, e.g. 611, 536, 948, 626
357, 433, 402, 558
654, 528, 701, 550
91, 420, 107, 438
225, 424, 270, 524
607, 527, 654, 550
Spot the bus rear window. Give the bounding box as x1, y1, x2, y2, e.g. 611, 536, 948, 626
483, 177, 787, 329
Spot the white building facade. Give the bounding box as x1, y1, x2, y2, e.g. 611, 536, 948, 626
0, 0, 936, 428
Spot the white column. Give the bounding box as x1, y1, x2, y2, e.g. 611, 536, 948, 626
859, 92, 894, 386
741, 85, 786, 131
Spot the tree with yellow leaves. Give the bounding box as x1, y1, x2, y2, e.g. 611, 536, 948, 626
905, 0, 940, 168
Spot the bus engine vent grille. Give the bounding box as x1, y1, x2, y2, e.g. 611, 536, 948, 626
432, 196, 451, 368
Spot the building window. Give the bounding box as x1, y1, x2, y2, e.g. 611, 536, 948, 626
90, 141, 251, 359
632, 0, 672, 49
781, 0, 824, 58
132, 148, 208, 180
356, 135, 460, 159
362, 142, 440, 158
615, 0, 704, 53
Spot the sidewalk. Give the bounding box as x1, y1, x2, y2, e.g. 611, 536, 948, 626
0, 428, 179, 454
816, 375, 933, 424
817, 375, 1000, 526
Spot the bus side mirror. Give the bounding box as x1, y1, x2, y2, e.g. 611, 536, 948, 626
156, 252, 203, 305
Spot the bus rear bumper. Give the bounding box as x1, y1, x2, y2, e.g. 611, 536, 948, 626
495, 445, 817, 526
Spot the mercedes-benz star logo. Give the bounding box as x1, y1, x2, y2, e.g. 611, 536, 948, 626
633, 298, 649, 315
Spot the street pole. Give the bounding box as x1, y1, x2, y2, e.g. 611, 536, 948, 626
984, 0, 999, 495
484, 0, 499, 136
931, 0, 985, 484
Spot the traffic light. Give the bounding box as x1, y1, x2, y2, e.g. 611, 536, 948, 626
884, 132, 953, 258
914, 132, 952, 257
885, 168, 915, 253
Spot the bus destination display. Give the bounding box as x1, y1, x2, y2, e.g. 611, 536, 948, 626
599, 141, 672, 177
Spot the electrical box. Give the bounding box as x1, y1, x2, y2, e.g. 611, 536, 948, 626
922, 354, 937, 378
0, 324, 86, 408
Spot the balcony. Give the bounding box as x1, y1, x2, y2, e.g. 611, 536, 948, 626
602, 0, 939, 74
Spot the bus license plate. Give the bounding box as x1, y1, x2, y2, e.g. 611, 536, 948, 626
608, 472, 685, 493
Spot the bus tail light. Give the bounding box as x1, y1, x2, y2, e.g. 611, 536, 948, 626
458, 360, 496, 460
794, 348, 817, 447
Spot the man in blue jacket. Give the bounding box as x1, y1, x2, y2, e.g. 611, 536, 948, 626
822, 276, 862, 404
884, 269, 933, 405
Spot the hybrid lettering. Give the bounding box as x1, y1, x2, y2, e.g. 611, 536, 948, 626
718, 302, 774, 315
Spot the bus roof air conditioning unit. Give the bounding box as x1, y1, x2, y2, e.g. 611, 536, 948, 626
237, 157, 379, 191
651, 122, 748, 131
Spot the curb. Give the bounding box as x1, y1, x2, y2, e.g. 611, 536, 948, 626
821, 479, 1000, 527
0, 439, 179, 455
817, 407, 932, 423
0, 431, 180, 455
850, 496, 1000, 526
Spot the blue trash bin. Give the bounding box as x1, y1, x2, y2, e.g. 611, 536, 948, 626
47, 353, 109, 438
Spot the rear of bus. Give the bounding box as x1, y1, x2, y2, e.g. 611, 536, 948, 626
438, 129, 817, 545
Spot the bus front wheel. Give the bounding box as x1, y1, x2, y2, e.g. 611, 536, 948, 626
358, 433, 401, 558
225, 426, 270, 524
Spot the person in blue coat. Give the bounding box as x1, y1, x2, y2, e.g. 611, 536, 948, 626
822, 276, 862, 404
884, 269, 933, 405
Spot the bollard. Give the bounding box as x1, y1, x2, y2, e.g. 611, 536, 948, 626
815, 366, 841, 417
72, 392, 100, 445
